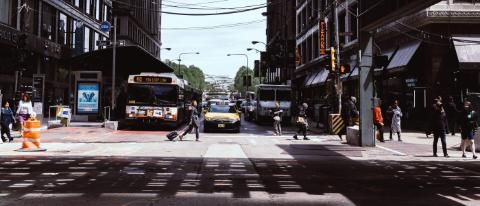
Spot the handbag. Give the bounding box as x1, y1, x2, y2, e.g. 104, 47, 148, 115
296, 116, 305, 124
273, 116, 281, 121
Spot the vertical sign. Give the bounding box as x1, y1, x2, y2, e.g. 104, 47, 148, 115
32, 74, 45, 116
76, 82, 100, 114
319, 20, 326, 55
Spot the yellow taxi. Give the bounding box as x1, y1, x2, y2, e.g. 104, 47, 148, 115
204, 104, 241, 133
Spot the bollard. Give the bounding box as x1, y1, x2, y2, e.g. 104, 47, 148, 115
15, 117, 46, 152
328, 113, 344, 135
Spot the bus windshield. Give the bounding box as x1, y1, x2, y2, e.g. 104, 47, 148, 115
127, 84, 177, 106
259, 89, 275, 101
276, 90, 291, 101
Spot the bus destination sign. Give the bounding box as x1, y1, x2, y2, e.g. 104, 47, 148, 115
134, 76, 172, 83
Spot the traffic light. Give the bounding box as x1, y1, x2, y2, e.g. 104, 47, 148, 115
340, 64, 350, 74
243, 75, 252, 86
330, 47, 336, 72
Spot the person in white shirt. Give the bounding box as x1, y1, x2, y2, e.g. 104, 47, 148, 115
16, 94, 34, 133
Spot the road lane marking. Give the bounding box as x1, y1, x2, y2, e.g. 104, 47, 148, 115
376, 145, 407, 156
249, 139, 257, 145
204, 144, 247, 158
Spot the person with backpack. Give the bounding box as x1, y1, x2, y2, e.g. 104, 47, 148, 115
1, 101, 16, 143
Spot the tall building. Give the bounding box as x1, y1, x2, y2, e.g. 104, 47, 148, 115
261, 0, 296, 85
0, 0, 112, 109
0, 0, 169, 117
295, 0, 480, 128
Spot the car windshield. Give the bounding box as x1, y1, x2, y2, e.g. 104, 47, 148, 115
259, 89, 275, 101
210, 105, 236, 113
127, 84, 177, 106
276, 90, 291, 101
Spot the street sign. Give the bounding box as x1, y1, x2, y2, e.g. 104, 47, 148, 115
96, 40, 111, 46
319, 20, 326, 55
99, 21, 111, 32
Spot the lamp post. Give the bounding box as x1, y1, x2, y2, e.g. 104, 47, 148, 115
177, 52, 199, 78
251, 41, 267, 46
246, 48, 262, 53
227, 53, 250, 93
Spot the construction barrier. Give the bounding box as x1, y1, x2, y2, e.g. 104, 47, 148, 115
15, 118, 46, 152
329, 114, 344, 135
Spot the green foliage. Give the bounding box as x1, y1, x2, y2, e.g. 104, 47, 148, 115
233, 66, 260, 95
164, 59, 206, 90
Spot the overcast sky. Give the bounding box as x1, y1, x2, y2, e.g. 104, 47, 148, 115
161, 0, 266, 78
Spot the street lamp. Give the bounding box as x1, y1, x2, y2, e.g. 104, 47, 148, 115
227, 53, 250, 93
161, 47, 172, 51
251, 41, 267, 46
177, 52, 199, 78
246, 48, 262, 53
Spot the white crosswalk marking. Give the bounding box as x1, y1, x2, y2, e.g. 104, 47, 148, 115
249, 139, 257, 145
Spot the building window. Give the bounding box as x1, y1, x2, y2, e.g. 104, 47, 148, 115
59, 13, 68, 45
0, 0, 12, 25
74, 0, 82, 9
72, 20, 82, 49
86, 0, 91, 15
94, 32, 99, 50
84, 26, 91, 52
95, 0, 101, 21
41, 3, 57, 41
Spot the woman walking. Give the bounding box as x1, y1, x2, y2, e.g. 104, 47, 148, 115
16, 94, 33, 134
271, 102, 283, 136
459, 101, 478, 159
293, 103, 309, 140
430, 99, 449, 157
179, 100, 200, 141
1, 101, 16, 143
388, 100, 403, 141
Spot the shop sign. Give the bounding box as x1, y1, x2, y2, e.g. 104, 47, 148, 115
319, 20, 326, 55
405, 78, 418, 87
77, 82, 100, 114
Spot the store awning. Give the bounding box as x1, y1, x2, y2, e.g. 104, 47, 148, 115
70, 45, 173, 77
310, 69, 330, 87
453, 35, 480, 70
386, 40, 421, 70
303, 71, 319, 87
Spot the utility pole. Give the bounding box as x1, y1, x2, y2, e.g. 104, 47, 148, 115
111, 15, 117, 110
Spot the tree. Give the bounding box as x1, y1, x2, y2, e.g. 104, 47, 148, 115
163, 59, 206, 90
233, 66, 260, 96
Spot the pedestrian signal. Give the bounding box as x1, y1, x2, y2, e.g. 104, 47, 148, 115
340, 64, 350, 74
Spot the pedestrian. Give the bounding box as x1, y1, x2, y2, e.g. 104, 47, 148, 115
270, 101, 283, 136
387, 100, 403, 141
16, 94, 33, 134
179, 100, 200, 141
429, 99, 450, 157
1, 101, 16, 143
293, 103, 309, 140
444, 96, 459, 136
373, 99, 385, 142
339, 96, 357, 140
459, 101, 478, 159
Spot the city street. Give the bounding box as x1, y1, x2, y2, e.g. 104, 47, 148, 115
0, 118, 479, 206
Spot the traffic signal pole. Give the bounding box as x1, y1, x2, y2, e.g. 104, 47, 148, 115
334, 1, 342, 114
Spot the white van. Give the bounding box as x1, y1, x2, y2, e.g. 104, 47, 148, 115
254, 84, 292, 123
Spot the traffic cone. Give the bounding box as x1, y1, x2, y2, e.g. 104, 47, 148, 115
15, 117, 46, 152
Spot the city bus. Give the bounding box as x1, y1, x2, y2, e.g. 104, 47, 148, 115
125, 72, 201, 128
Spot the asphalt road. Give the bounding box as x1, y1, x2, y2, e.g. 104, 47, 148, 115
0, 116, 479, 206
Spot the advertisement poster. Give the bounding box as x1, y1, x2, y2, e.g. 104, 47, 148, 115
77, 82, 100, 114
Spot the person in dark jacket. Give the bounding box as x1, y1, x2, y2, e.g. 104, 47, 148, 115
430, 99, 449, 157
179, 100, 200, 141
459, 101, 478, 159
444, 96, 459, 136
293, 103, 309, 140
339, 96, 357, 141
1, 101, 16, 142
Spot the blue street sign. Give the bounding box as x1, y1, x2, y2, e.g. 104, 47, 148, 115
99, 21, 111, 32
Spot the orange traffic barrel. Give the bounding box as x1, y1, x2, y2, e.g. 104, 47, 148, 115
16, 118, 46, 152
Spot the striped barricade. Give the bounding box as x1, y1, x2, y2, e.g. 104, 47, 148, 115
328, 114, 344, 135
16, 118, 46, 152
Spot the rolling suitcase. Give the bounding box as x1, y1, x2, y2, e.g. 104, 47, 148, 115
166, 131, 178, 141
